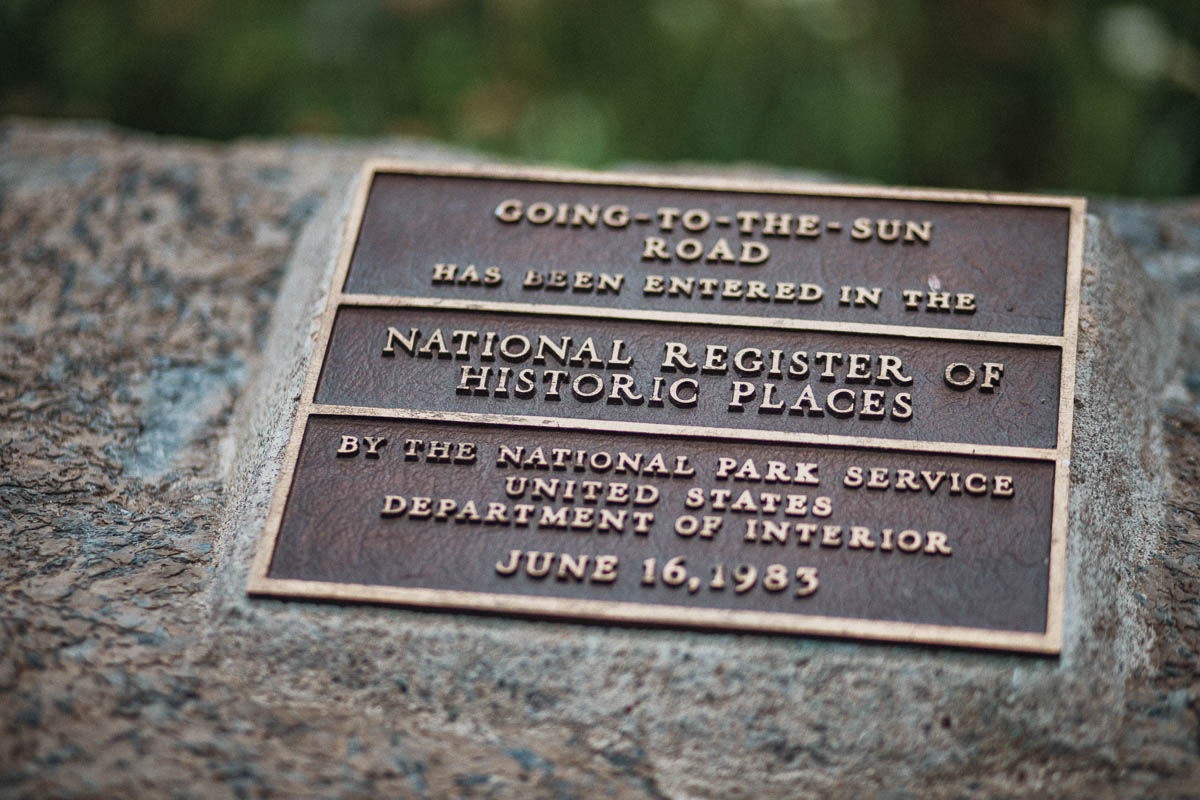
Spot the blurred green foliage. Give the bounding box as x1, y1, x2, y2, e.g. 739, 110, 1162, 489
2, 0, 1198, 195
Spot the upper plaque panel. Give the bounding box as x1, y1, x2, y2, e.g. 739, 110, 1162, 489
344, 173, 1072, 336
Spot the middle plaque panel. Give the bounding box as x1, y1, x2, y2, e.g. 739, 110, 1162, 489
315, 307, 1061, 448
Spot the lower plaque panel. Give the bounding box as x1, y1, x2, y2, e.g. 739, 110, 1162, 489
260, 415, 1055, 643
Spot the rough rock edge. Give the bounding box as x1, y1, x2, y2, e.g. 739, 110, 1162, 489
1066, 216, 1179, 675
207, 163, 354, 616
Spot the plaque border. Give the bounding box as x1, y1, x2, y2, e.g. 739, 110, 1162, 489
248, 161, 1086, 654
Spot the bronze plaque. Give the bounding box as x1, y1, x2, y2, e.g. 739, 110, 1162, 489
249, 163, 1085, 653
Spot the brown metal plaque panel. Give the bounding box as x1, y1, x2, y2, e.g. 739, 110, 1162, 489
314, 306, 1062, 449
249, 162, 1086, 654
268, 417, 1054, 634
343, 173, 1070, 336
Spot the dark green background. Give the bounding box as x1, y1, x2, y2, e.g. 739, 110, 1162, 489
3, 0, 1197, 195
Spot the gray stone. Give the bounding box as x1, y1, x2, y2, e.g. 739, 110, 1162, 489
2, 118, 1198, 798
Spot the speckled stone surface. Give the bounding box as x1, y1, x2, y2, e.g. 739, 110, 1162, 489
2, 119, 1197, 799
